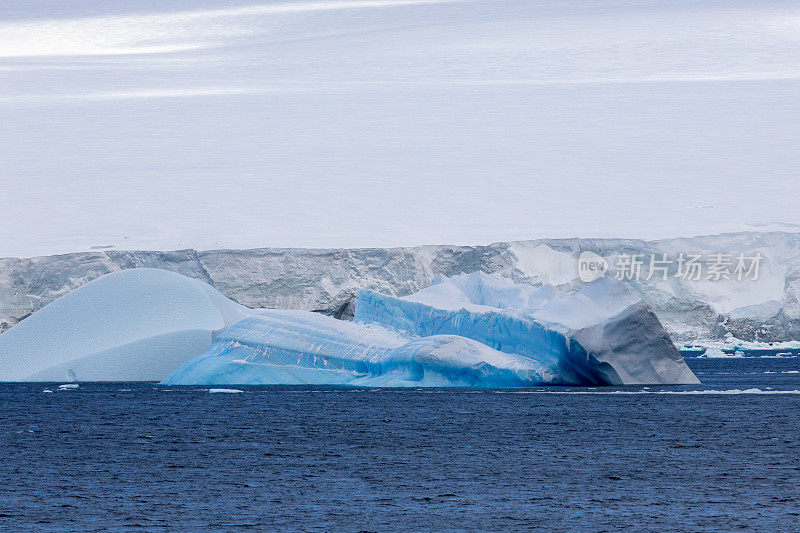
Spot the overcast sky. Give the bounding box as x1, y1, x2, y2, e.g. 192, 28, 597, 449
1, 0, 799, 256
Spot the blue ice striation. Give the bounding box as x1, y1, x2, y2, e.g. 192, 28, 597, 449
161, 311, 554, 387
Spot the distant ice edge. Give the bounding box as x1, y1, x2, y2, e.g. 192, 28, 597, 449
5, 231, 800, 347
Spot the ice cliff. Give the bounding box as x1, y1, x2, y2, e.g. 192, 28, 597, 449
2, 232, 800, 346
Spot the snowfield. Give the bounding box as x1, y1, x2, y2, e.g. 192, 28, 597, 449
2, 0, 799, 256
1, 2, 799, 354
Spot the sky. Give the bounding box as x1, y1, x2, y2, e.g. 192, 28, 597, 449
1, 0, 799, 257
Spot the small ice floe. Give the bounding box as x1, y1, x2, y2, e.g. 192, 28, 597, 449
58, 383, 79, 390
42, 389, 53, 393
208, 388, 243, 394
698, 347, 743, 358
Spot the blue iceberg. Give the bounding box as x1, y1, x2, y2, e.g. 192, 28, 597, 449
354, 273, 699, 385
161, 311, 554, 387
165, 272, 697, 386
0, 268, 697, 386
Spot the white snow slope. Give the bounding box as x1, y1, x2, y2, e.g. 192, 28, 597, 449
0, 268, 247, 381
2, 1, 800, 256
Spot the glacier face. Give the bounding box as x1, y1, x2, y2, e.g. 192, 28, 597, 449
0, 268, 247, 381
355, 273, 698, 386
2, 232, 800, 345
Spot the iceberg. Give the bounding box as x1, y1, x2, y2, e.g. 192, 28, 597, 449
0, 268, 247, 381
167, 272, 697, 386
0, 267, 697, 386
354, 273, 699, 385
162, 311, 555, 387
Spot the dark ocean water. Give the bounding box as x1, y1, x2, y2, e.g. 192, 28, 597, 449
2, 356, 800, 532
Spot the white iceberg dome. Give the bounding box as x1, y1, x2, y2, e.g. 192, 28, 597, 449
0, 268, 247, 381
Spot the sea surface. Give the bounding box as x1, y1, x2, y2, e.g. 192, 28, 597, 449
1, 354, 799, 531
